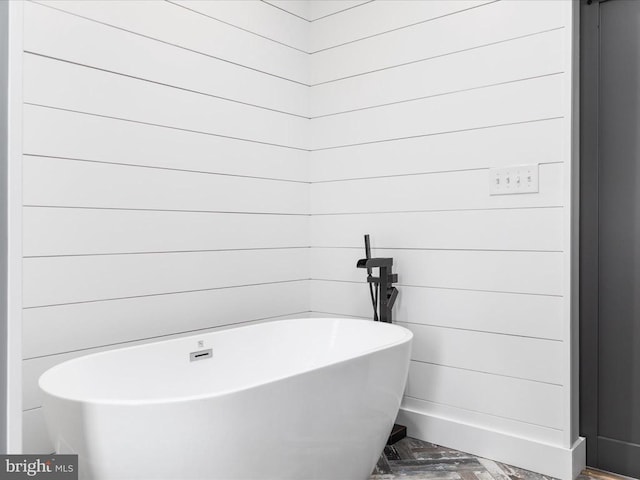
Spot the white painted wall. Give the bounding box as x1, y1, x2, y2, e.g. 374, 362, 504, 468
15, 1, 582, 478
307, 1, 583, 479
20, 0, 310, 453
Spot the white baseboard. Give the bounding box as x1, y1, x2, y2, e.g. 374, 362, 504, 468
397, 405, 586, 480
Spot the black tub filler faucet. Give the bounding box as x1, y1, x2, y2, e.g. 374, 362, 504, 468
356, 234, 406, 445
356, 234, 399, 323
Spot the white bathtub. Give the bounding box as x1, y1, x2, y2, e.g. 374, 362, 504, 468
39, 318, 412, 480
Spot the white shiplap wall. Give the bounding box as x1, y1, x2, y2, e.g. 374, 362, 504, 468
21, 0, 310, 453
307, 1, 582, 479
18, 1, 583, 478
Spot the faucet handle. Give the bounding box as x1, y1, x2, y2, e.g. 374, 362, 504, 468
387, 287, 399, 309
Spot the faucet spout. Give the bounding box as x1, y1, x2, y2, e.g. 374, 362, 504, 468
357, 257, 393, 269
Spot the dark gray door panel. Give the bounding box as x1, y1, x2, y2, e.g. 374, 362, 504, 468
581, 0, 640, 476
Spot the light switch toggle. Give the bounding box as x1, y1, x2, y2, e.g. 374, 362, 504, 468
489, 164, 539, 195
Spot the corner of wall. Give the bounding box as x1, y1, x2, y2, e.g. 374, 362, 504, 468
5, 0, 23, 453
0, 0, 9, 455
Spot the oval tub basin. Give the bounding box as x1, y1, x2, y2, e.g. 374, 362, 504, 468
39, 317, 413, 480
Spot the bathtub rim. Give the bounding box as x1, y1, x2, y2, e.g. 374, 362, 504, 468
38, 317, 413, 407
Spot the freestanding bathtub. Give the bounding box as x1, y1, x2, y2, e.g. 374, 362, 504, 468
39, 317, 413, 480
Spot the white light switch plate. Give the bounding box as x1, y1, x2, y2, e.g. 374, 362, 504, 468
489, 164, 539, 195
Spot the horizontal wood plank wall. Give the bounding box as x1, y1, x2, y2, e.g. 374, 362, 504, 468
22, 0, 310, 452
308, 1, 493, 53
308, 0, 572, 455
265, 1, 370, 23
20, 0, 577, 466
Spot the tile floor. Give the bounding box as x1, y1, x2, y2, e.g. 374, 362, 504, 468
371, 437, 597, 480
